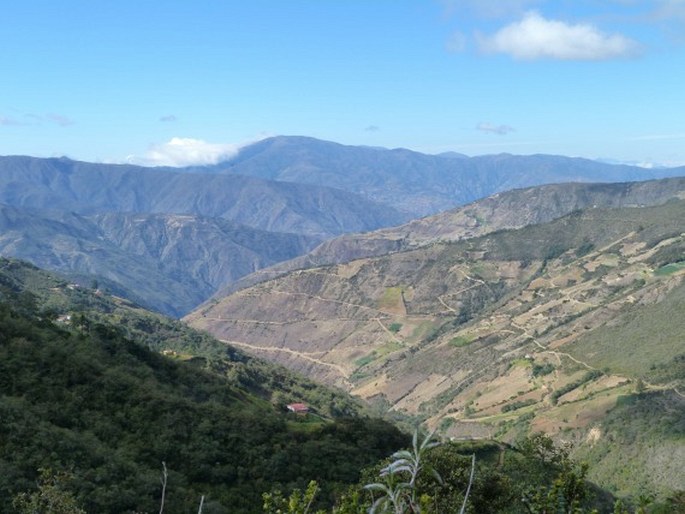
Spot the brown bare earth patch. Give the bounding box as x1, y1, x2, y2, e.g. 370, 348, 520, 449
620, 241, 646, 257
392, 374, 452, 413
337, 259, 367, 278
467, 366, 533, 413
528, 277, 550, 290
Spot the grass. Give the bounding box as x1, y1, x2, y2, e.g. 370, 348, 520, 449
406, 320, 440, 345
449, 334, 474, 348
378, 286, 404, 311
355, 353, 377, 368
286, 413, 329, 433
654, 261, 685, 276
354, 341, 404, 369
565, 281, 685, 380
388, 322, 403, 333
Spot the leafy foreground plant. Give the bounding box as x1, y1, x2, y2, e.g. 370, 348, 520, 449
363, 430, 474, 514
261, 430, 474, 514
261, 432, 645, 513
262, 480, 325, 514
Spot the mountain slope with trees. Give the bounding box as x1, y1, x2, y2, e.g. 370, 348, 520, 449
0, 258, 409, 513
0, 259, 660, 512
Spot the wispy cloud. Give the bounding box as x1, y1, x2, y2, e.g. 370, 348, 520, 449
445, 31, 467, 53
649, 0, 685, 42
630, 132, 685, 141
159, 115, 178, 123
0, 115, 25, 126
476, 122, 516, 135
653, 0, 685, 21
477, 11, 641, 60
46, 113, 74, 126
365, 125, 380, 132
127, 137, 246, 167
441, 0, 542, 19
1, 112, 74, 127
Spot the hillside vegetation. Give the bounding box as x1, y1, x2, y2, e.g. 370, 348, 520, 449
0, 258, 408, 513
187, 199, 685, 501
2, 258, 648, 513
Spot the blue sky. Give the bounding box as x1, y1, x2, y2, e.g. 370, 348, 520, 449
1, 0, 684, 167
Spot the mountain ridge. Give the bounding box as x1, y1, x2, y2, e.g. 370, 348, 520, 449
2, 137, 685, 318
210, 135, 685, 216
0, 154, 407, 238
209, 176, 685, 300
0, 205, 319, 316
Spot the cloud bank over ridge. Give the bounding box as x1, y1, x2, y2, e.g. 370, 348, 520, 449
127, 137, 244, 167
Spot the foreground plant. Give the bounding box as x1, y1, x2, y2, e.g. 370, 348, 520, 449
363, 429, 475, 514
263, 480, 326, 514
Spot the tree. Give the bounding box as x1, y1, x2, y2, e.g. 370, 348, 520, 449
262, 480, 326, 514
13, 468, 86, 514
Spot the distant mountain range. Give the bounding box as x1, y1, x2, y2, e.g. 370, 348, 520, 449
209, 136, 685, 216
0, 154, 405, 238
1, 136, 684, 316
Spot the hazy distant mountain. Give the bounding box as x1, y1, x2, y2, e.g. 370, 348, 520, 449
2, 139, 684, 316
211, 136, 685, 216
0, 155, 407, 238
0, 205, 317, 316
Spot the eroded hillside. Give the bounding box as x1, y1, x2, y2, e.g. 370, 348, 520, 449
211, 177, 685, 299
187, 200, 685, 496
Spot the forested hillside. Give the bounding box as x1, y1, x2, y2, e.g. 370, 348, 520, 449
0, 258, 407, 513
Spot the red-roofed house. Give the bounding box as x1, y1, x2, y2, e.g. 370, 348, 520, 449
286, 403, 309, 414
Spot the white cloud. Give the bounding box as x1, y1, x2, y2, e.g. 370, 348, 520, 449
127, 137, 244, 167
476, 122, 515, 135
477, 11, 641, 60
